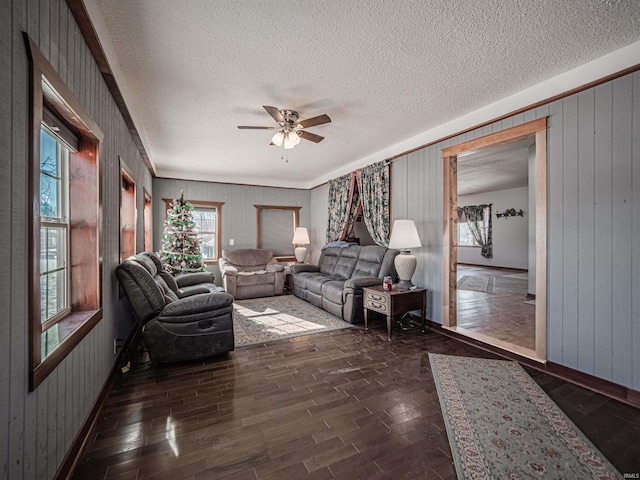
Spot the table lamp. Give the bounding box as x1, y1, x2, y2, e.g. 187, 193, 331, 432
292, 227, 310, 263
388, 219, 422, 289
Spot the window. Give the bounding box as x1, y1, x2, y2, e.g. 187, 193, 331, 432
39, 126, 72, 355
120, 160, 136, 262
458, 219, 480, 247
254, 205, 301, 259
26, 33, 103, 390
143, 189, 152, 251
163, 199, 223, 263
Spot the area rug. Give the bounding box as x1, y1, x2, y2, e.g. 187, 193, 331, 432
457, 275, 496, 293
233, 295, 352, 347
429, 354, 621, 479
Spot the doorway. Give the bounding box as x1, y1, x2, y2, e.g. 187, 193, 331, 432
442, 118, 548, 362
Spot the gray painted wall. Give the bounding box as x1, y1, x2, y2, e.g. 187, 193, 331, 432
1, 0, 152, 478
153, 179, 311, 282
309, 71, 640, 391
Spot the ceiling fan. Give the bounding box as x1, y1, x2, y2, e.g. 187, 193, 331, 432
237, 106, 331, 149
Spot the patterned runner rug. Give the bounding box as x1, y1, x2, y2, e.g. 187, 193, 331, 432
429, 353, 621, 479
457, 275, 496, 293
233, 295, 352, 347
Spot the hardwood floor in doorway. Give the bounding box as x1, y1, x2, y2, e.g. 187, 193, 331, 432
456, 264, 535, 350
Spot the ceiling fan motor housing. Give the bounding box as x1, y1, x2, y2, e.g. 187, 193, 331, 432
281, 109, 299, 126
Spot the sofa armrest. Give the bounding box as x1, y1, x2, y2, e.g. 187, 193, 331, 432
266, 263, 284, 273
159, 292, 234, 322
290, 264, 319, 275
175, 271, 216, 287
343, 276, 383, 303
344, 276, 384, 289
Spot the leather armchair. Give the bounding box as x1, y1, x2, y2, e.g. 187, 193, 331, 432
116, 251, 234, 363
219, 248, 285, 299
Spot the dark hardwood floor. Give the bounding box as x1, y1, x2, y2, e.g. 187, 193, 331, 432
73, 317, 640, 479
457, 264, 535, 350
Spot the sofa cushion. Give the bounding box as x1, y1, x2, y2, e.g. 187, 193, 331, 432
318, 248, 343, 275
236, 271, 276, 287
222, 248, 274, 267
351, 245, 388, 279
321, 280, 346, 304
332, 247, 359, 279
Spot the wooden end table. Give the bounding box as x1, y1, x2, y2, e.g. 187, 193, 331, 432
363, 285, 427, 341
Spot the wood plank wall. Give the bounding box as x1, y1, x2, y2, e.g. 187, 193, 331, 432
1, 1, 152, 478
310, 71, 639, 392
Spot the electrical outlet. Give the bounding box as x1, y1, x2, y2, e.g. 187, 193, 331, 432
113, 337, 118, 354
229, 239, 234, 246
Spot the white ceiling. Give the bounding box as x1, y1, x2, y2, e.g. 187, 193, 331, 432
87, 0, 640, 189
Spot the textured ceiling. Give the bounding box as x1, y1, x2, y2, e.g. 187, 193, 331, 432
88, 0, 640, 188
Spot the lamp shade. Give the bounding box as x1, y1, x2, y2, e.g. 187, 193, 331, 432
292, 227, 310, 245
388, 220, 421, 250
271, 130, 285, 146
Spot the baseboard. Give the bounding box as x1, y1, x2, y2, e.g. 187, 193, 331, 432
53, 326, 139, 479
424, 319, 640, 409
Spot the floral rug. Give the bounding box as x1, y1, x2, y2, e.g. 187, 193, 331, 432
429, 354, 621, 479
233, 295, 352, 347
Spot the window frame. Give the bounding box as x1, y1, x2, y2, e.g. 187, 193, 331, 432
119, 159, 137, 262
163, 199, 224, 264
143, 189, 153, 252
254, 205, 301, 261
25, 33, 104, 390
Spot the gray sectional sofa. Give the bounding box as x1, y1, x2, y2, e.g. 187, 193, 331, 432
290, 245, 398, 323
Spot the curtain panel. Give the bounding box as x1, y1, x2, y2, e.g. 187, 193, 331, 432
326, 173, 355, 242
356, 161, 390, 247
462, 204, 493, 258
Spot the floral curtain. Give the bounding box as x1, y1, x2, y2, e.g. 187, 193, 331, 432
461, 204, 493, 258
356, 161, 390, 247
326, 173, 356, 242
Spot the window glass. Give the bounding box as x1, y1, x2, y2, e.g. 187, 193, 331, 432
40, 128, 61, 218
192, 208, 217, 260
458, 220, 479, 247
39, 127, 70, 327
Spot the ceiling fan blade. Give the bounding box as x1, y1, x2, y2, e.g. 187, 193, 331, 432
298, 130, 324, 143
263, 106, 286, 125
297, 114, 331, 129
237, 125, 275, 130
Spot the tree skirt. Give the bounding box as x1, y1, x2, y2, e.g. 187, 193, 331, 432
429, 354, 621, 479
233, 295, 352, 347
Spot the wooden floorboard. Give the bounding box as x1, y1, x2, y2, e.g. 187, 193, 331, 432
72, 315, 640, 479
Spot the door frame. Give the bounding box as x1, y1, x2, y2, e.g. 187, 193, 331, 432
442, 117, 548, 362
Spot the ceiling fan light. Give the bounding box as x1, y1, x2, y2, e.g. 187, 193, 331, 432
283, 134, 296, 149
289, 130, 301, 146
271, 131, 285, 146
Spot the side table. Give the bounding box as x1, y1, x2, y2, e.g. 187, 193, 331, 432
362, 285, 427, 341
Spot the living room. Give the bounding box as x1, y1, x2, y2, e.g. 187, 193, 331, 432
3, 1, 640, 479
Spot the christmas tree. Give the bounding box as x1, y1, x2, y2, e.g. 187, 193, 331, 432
160, 192, 206, 275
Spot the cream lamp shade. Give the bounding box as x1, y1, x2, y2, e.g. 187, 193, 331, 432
292, 227, 310, 263
388, 219, 422, 289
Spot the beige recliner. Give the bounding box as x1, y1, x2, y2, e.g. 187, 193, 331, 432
219, 248, 285, 299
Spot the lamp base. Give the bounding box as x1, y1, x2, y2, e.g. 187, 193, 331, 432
294, 246, 307, 263
394, 251, 416, 289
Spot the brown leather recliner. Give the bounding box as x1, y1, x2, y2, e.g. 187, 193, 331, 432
115, 251, 234, 363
